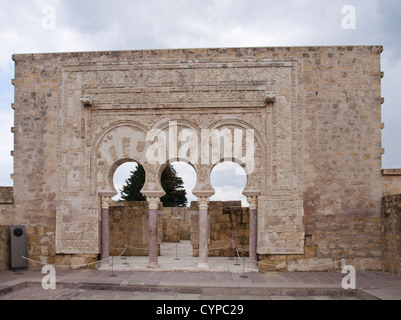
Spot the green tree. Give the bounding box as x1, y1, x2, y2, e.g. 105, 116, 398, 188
160, 165, 188, 207
120, 163, 188, 207
120, 164, 147, 202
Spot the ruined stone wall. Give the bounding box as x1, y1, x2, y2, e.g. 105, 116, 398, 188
191, 201, 250, 257
382, 195, 401, 276
0, 187, 14, 226
383, 169, 401, 197
108, 201, 163, 256
161, 207, 191, 242
12, 46, 385, 270
0, 226, 10, 271
0, 188, 13, 270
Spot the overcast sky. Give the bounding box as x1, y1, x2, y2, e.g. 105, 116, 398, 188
0, 0, 400, 206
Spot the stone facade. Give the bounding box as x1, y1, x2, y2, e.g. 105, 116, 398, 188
382, 195, 401, 276
5, 45, 397, 271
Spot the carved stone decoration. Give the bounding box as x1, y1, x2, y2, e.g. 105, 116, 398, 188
264, 92, 277, 104
247, 196, 259, 210
100, 196, 112, 209
257, 197, 305, 255
197, 196, 210, 210
147, 196, 161, 210
11, 46, 386, 272
80, 95, 93, 107
51, 50, 304, 257
55, 200, 100, 255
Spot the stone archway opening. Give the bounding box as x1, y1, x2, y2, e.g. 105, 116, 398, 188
209, 161, 251, 258
108, 160, 150, 258
159, 161, 197, 261
112, 161, 141, 201
210, 161, 249, 207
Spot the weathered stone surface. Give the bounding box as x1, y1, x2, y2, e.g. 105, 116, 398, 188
383, 169, 401, 197
0, 188, 14, 226
161, 207, 191, 242
108, 201, 161, 257
0, 226, 10, 271
0, 187, 13, 204
191, 201, 250, 257
382, 194, 401, 276
6, 45, 392, 271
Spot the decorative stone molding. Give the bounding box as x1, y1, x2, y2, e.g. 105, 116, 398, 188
147, 197, 160, 210
49, 49, 303, 256
264, 92, 277, 104
80, 95, 94, 107
247, 196, 258, 210
100, 196, 112, 209
197, 196, 210, 210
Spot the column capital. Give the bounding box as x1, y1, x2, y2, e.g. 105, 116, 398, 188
247, 196, 258, 210
100, 196, 112, 209
147, 196, 160, 210
197, 196, 210, 210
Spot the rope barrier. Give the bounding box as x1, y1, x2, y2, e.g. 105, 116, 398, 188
124, 245, 149, 251
22, 256, 110, 269
21, 242, 347, 272
236, 249, 243, 261
246, 257, 346, 269
21, 248, 127, 269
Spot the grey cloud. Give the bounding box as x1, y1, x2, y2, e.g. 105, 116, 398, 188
376, 0, 401, 60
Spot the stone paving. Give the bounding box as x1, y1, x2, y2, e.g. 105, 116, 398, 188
0, 269, 400, 300
100, 241, 259, 273
1, 286, 361, 300
1, 243, 400, 301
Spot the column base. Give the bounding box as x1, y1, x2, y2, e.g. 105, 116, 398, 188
197, 262, 210, 270
147, 262, 160, 269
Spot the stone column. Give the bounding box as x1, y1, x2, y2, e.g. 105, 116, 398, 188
100, 196, 111, 261
147, 196, 160, 269
197, 196, 210, 270
248, 196, 258, 263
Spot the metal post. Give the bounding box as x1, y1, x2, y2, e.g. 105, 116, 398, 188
174, 244, 180, 261
109, 256, 117, 277
228, 247, 234, 260
234, 249, 240, 266
240, 258, 248, 279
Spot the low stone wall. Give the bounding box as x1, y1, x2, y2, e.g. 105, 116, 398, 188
382, 194, 401, 276
383, 169, 401, 197
0, 187, 14, 226
161, 207, 191, 242
0, 188, 13, 270
191, 201, 250, 257
109, 201, 162, 256
0, 226, 10, 271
